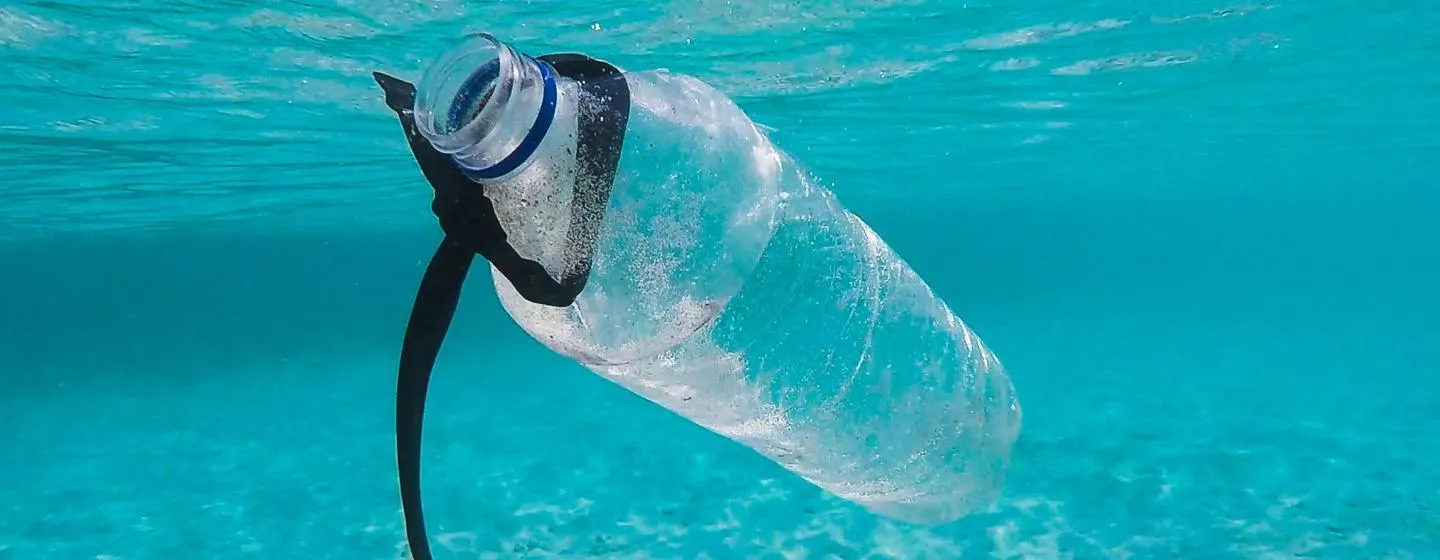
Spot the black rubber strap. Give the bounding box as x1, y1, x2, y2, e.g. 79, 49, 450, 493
373, 53, 630, 560
538, 52, 631, 305
373, 71, 573, 308
394, 238, 472, 560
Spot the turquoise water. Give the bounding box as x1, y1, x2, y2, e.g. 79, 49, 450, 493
3, 1, 1438, 558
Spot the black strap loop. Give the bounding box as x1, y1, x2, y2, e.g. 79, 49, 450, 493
373, 52, 631, 560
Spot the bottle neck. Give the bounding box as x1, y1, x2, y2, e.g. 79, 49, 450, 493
414, 34, 558, 181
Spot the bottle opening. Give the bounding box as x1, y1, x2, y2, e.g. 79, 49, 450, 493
415, 34, 497, 148
449, 63, 499, 133
413, 33, 556, 180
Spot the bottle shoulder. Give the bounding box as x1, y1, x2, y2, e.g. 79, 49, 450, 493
621, 70, 766, 144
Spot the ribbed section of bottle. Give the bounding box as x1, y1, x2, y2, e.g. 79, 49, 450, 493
586, 164, 1022, 525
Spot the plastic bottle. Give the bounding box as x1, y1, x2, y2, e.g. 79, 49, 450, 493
411, 33, 1022, 524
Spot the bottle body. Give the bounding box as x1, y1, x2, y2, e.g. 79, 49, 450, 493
483, 68, 1022, 524
585, 170, 1020, 524
490, 69, 781, 366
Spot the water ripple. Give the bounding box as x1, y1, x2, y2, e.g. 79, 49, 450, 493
1, 0, 1432, 239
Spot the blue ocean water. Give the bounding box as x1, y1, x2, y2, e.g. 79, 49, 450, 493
3, 0, 1438, 558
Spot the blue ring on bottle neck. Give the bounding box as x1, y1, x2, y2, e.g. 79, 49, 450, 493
446, 56, 557, 181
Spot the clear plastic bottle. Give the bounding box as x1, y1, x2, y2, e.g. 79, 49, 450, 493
413, 34, 1022, 524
